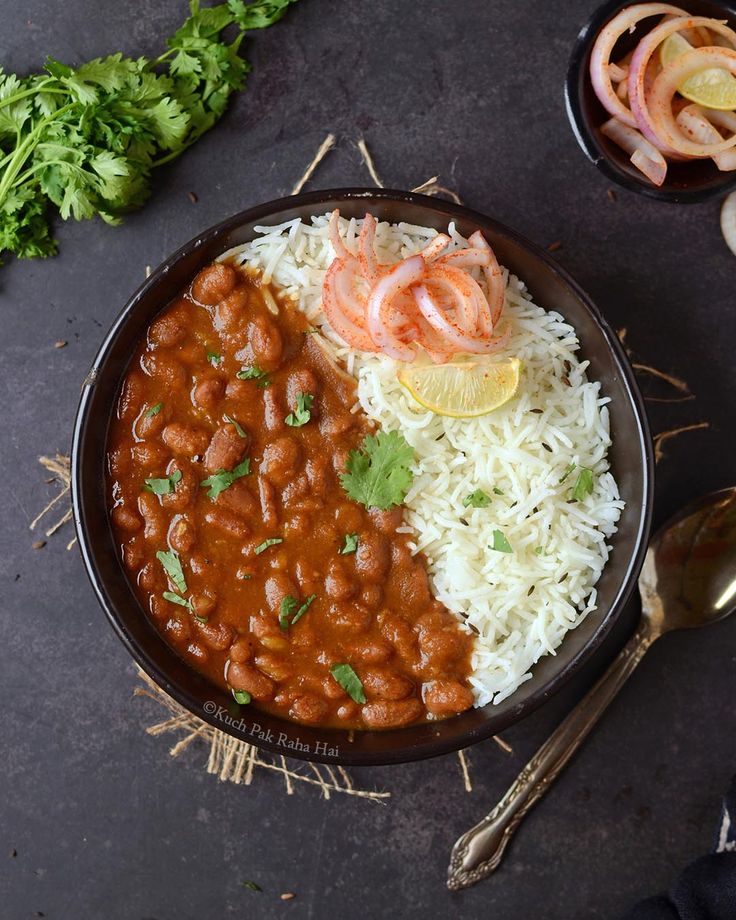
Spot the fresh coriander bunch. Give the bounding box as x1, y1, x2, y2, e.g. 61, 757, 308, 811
0, 0, 298, 264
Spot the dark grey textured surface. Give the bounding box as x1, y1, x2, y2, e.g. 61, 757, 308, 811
2, 2, 735, 918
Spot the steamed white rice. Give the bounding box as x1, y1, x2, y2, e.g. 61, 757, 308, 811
225, 214, 624, 706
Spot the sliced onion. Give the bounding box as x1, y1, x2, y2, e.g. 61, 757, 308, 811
676, 105, 736, 170
705, 108, 736, 133
721, 190, 736, 255
468, 230, 505, 330
327, 209, 351, 261
366, 256, 425, 361
413, 284, 510, 355
589, 3, 687, 126
648, 47, 736, 156
436, 248, 491, 269
628, 16, 736, 153
420, 233, 451, 261
608, 61, 629, 82
322, 258, 379, 353
600, 116, 668, 185
358, 212, 381, 281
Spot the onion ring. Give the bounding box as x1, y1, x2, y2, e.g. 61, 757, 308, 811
366, 255, 425, 362
420, 233, 452, 261
322, 257, 379, 353
676, 105, 736, 169
414, 284, 510, 355
468, 230, 505, 330
328, 209, 350, 260
589, 3, 687, 126
648, 46, 736, 156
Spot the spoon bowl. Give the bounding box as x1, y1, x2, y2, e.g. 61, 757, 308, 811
641, 487, 736, 635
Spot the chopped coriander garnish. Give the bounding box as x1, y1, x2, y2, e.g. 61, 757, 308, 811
463, 489, 491, 508
156, 549, 187, 594
290, 594, 316, 626
223, 414, 248, 438
572, 467, 595, 502
232, 689, 251, 705
163, 590, 193, 610
194, 614, 209, 624
236, 366, 266, 380
493, 487, 505, 496
200, 459, 251, 500
339, 533, 359, 555
207, 351, 223, 366
145, 403, 162, 418
304, 328, 318, 334
144, 469, 182, 495
331, 663, 366, 704
241, 881, 262, 892
534, 546, 544, 556
278, 595, 298, 631
285, 392, 314, 427
256, 378, 271, 389
254, 537, 283, 555
490, 530, 513, 553
559, 462, 577, 484
340, 430, 414, 510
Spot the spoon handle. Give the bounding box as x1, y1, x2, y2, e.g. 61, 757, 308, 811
447, 620, 655, 890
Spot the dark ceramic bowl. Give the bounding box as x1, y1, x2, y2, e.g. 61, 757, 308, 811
565, 0, 736, 203
72, 188, 654, 766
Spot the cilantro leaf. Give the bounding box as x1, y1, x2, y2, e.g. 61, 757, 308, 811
232, 689, 251, 705
290, 594, 315, 626
254, 537, 283, 555
330, 663, 366, 704
156, 549, 187, 594
278, 595, 298, 630
339, 533, 359, 555
559, 462, 577, 484
145, 402, 163, 418
572, 468, 595, 502
144, 469, 181, 495
490, 530, 513, 554
236, 365, 266, 380
207, 351, 223, 366
224, 414, 248, 438
463, 489, 491, 508
201, 458, 250, 499
163, 590, 193, 610
340, 430, 414, 511
285, 392, 313, 427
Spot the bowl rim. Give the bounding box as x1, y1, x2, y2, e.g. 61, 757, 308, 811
564, 0, 736, 204
71, 186, 655, 765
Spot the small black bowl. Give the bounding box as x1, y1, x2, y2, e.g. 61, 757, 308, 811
71, 188, 654, 766
565, 0, 736, 203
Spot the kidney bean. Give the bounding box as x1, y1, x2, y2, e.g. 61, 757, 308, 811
369, 506, 404, 534
378, 611, 418, 661
122, 536, 145, 570
362, 669, 414, 702
361, 698, 422, 729
337, 701, 359, 721
418, 628, 467, 676
107, 446, 131, 479
149, 310, 187, 347
397, 562, 432, 607
423, 680, 474, 716
328, 602, 371, 632
193, 376, 225, 412
229, 636, 254, 663
162, 423, 210, 458
355, 532, 390, 583
261, 387, 285, 432
195, 620, 233, 651
111, 504, 142, 533
204, 507, 250, 540
164, 615, 191, 643
137, 491, 165, 542
190, 591, 216, 620
324, 560, 357, 601
333, 502, 364, 533
319, 411, 358, 438
260, 436, 301, 488
137, 561, 157, 592
319, 674, 347, 700
255, 652, 291, 681
226, 662, 274, 700
289, 693, 328, 724
250, 612, 280, 641
148, 594, 168, 621
305, 457, 332, 499
161, 462, 196, 512
168, 515, 196, 553
140, 351, 187, 389
130, 442, 168, 468
286, 368, 319, 406
293, 556, 321, 595
117, 371, 145, 422
260, 635, 289, 652
135, 406, 167, 439
204, 425, 248, 473
360, 584, 383, 609
347, 637, 393, 665
281, 474, 310, 509
264, 572, 298, 613
216, 479, 258, 518
191, 262, 237, 305
285, 513, 311, 539
214, 286, 249, 333
258, 476, 278, 527
249, 315, 283, 370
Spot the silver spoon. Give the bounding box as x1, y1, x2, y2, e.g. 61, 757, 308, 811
448, 487, 736, 890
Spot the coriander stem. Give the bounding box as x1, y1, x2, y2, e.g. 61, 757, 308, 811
0, 81, 65, 110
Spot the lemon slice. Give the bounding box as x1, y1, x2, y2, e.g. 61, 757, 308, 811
398, 358, 521, 418
660, 33, 736, 110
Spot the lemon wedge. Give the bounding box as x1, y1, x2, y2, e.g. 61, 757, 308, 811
398, 358, 521, 418
660, 33, 736, 110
